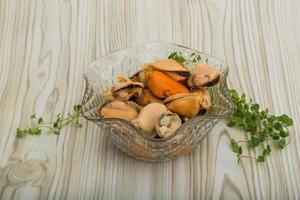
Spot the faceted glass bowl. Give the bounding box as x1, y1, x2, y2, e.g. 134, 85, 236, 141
81, 42, 232, 161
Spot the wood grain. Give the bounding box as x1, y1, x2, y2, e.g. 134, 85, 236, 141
0, 0, 300, 199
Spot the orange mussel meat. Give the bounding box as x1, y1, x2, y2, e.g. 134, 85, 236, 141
144, 70, 189, 98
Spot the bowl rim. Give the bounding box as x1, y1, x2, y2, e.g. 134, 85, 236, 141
83, 41, 228, 75
82, 41, 231, 142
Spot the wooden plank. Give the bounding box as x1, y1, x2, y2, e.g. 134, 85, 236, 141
0, 0, 299, 199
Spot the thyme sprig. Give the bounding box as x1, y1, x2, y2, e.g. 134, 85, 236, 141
167, 51, 294, 163
16, 104, 82, 138
228, 90, 293, 163
168, 51, 202, 64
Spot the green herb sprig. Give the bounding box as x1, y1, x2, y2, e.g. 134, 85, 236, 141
168, 51, 202, 64
228, 90, 293, 163
16, 104, 82, 138
167, 51, 294, 164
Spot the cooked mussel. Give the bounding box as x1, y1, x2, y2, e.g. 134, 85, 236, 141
131, 103, 167, 136
187, 63, 220, 88
135, 89, 162, 106
105, 76, 144, 101
143, 70, 189, 98
164, 91, 212, 118
149, 59, 190, 81
156, 111, 182, 138
99, 100, 141, 122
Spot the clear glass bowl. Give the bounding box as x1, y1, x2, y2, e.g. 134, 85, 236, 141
81, 42, 232, 161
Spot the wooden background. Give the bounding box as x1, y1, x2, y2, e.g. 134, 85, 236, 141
0, 0, 299, 199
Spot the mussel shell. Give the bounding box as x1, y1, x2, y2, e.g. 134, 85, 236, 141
163, 90, 212, 118
165, 95, 201, 118
106, 87, 143, 101
143, 70, 190, 99
134, 62, 190, 86
135, 89, 162, 106
151, 59, 189, 72
163, 93, 198, 104
187, 63, 220, 88
202, 75, 220, 87
111, 81, 143, 93
156, 111, 182, 138
99, 100, 141, 122
131, 103, 167, 136
129, 71, 141, 81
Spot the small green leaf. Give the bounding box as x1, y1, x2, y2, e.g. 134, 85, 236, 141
267, 127, 273, 132
227, 121, 236, 127
35, 128, 42, 135
55, 116, 61, 127
241, 93, 246, 100
168, 52, 186, 64
16, 128, 22, 136
177, 57, 185, 64
38, 117, 43, 124
168, 52, 176, 59
256, 155, 265, 162
279, 131, 289, 138
278, 114, 293, 126
267, 117, 274, 123
258, 130, 267, 141
274, 122, 282, 131
251, 104, 259, 111
229, 90, 239, 99
56, 117, 61, 123
265, 108, 269, 113
16, 128, 26, 137
263, 145, 271, 156
230, 139, 240, 153
28, 127, 41, 136
272, 135, 280, 140
260, 111, 267, 119
277, 139, 286, 149
74, 105, 82, 112
30, 113, 36, 119
248, 124, 257, 134
249, 136, 261, 148
235, 118, 244, 127
238, 146, 242, 154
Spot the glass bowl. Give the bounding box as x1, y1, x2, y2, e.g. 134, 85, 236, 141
81, 42, 232, 161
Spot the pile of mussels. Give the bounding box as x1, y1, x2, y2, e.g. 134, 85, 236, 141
99, 59, 220, 139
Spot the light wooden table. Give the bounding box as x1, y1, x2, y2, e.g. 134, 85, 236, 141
0, 0, 299, 199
